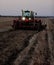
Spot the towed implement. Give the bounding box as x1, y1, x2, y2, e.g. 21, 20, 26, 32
12, 10, 43, 30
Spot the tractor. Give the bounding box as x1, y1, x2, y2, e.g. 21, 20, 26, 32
12, 10, 42, 30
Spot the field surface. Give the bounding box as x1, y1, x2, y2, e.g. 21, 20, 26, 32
0, 17, 54, 65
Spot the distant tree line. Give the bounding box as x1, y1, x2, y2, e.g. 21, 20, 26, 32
0, 15, 22, 18
0, 14, 45, 18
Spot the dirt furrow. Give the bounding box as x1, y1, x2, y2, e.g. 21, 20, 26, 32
3, 35, 32, 65
0, 30, 37, 65
45, 19, 54, 65
29, 30, 50, 65
14, 30, 51, 65
13, 33, 38, 65
19, 35, 38, 65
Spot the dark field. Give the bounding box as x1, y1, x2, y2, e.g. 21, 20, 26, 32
0, 17, 54, 65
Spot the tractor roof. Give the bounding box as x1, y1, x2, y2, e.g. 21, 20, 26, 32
24, 10, 30, 12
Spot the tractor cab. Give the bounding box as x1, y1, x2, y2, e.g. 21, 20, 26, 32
22, 10, 34, 21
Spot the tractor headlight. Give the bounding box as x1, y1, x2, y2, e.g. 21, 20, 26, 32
29, 18, 31, 20
22, 17, 25, 21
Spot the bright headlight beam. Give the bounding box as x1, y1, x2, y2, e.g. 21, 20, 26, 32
22, 17, 25, 20
29, 18, 31, 20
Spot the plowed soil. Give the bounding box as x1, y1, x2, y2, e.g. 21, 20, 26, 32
0, 17, 54, 65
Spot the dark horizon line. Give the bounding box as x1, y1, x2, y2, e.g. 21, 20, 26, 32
0, 15, 54, 18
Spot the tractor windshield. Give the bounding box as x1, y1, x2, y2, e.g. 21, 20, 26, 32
23, 11, 31, 17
